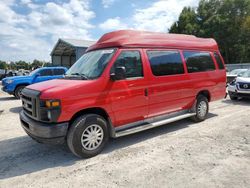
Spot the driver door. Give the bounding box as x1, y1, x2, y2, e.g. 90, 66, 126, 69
34, 69, 53, 83
109, 49, 148, 127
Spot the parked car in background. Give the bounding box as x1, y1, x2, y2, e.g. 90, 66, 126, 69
226, 69, 248, 83
0, 69, 17, 80
1, 66, 67, 99
228, 69, 250, 100
15, 69, 30, 76
19, 30, 226, 158
0, 69, 6, 80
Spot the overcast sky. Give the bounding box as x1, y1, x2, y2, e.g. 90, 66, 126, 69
0, 0, 199, 62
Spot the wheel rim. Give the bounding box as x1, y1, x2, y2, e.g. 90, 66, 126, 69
81, 124, 104, 151
18, 88, 23, 98
197, 101, 207, 117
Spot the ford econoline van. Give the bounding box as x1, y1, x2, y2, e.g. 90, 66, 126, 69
19, 30, 226, 158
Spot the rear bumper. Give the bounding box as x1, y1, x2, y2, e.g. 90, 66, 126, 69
20, 110, 69, 144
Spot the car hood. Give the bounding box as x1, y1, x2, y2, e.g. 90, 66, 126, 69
3, 75, 31, 81
226, 74, 237, 77
236, 77, 250, 83
27, 79, 97, 99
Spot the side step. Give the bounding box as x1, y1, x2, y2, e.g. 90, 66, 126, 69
114, 113, 196, 138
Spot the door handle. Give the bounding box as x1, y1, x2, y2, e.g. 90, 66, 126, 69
144, 88, 148, 97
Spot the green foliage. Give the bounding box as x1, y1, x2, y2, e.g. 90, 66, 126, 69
0, 60, 51, 70
170, 7, 200, 35
169, 0, 250, 64
0, 61, 7, 69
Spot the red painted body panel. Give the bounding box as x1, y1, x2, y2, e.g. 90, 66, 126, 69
27, 30, 226, 127
87, 30, 219, 52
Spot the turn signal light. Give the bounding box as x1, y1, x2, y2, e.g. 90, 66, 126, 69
45, 100, 60, 108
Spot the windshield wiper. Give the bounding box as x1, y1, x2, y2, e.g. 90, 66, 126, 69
65, 73, 89, 80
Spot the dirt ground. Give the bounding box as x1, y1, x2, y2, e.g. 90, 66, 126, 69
0, 89, 249, 188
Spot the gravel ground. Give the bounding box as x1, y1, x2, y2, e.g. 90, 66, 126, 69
0, 89, 249, 188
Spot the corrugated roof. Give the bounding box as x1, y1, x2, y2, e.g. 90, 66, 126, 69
61, 38, 96, 47
50, 38, 96, 56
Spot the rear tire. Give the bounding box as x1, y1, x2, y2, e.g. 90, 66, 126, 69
191, 95, 209, 122
14, 85, 25, 99
67, 114, 109, 158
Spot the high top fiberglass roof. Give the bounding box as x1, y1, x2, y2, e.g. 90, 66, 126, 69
87, 30, 218, 52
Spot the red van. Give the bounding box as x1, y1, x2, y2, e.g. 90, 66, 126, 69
20, 30, 226, 158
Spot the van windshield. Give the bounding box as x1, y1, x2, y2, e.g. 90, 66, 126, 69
65, 48, 116, 80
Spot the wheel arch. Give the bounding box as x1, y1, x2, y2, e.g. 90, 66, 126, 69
196, 90, 211, 102
14, 83, 29, 91
69, 107, 115, 137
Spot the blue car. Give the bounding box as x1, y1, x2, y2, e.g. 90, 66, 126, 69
1, 67, 68, 99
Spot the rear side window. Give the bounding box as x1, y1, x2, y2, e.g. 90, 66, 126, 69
183, 51, 215, 73
54, 69, 66, 75
39, 69, 53, 76
111, 51, 143, 79
214, 52, 224, 69
147, 50, 184, 76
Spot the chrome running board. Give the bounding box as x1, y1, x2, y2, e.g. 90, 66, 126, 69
114, 113, 196, 138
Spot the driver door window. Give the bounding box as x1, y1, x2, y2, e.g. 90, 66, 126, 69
35, 69, 53, 83
111, 51, 143, 79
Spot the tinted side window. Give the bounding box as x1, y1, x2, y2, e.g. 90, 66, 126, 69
54, 69, 65, 75
147, 50, 184, 76
112, 51, 143, 79
39, 69, 53, 76
183, 51, 215, 73
214, 52, 224, 69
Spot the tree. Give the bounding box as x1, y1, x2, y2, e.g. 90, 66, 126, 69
0, 59, 51, 70
0, 61, 7, 70
31, 59, 51, 69
170, 7, 200, 35
169, 0, 250, 64
15, 61, 30, 70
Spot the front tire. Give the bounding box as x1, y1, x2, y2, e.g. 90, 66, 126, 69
67, 114, 109, 158
191, 95, 209, 122
228, 92, 237, 100
14, 85, 25, 99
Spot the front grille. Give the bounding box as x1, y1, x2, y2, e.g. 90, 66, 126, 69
21, 88, 60, 123
238, 83, 250, 90
21, 88, 40, 120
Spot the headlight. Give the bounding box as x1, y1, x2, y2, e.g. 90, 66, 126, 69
5, 79, 13, 84
40, 99, 61, 122
47, 110, 52, 120
230, 79, 236, 86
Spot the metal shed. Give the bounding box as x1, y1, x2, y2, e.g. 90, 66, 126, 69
50, 39, 95, 68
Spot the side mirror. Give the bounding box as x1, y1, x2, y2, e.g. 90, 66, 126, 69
110, 66, 126, 80
34, 73, 41, 78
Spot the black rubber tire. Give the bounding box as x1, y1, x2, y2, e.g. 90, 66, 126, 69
191, 95, 209, 122
229, 92, 237, 100
14, 85, 25, 99
67, 114, 109, 158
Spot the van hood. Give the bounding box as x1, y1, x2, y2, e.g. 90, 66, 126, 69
27, 79, 96, 99
236, 77, 250, 83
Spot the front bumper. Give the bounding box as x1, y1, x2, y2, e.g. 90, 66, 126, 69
228, 91, 250, 98
1, 86, 13, 95
228, 84, 250, 98
20, 110, 69, 144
